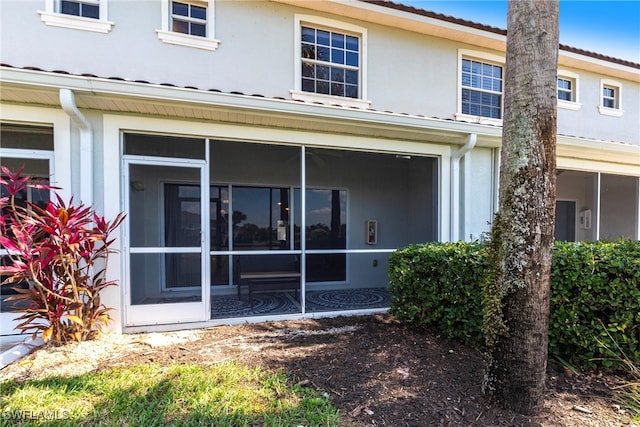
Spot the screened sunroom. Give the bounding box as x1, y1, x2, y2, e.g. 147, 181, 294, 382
123, 133, 438, 325
555, 169, 639, 242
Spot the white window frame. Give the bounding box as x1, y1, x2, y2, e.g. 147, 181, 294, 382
291, 14, 371, 109
455, 49, 504, 126
557, 69, 581, 111
38, 0, 113, 33
157, 0, 220, 51
598, 79, 623, 117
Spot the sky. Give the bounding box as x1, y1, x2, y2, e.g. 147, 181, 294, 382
399, 1, 640, 63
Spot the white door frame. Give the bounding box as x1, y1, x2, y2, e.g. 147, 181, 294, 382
0, 149, 55, 335
123, 156, 209, 326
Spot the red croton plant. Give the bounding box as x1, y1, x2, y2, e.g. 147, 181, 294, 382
0, 166, 124, 345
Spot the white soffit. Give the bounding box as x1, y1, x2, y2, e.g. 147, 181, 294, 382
557, 135, 640, 174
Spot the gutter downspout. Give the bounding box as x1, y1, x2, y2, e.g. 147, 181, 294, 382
450, 133, 477, 242
60, 88, 93, 206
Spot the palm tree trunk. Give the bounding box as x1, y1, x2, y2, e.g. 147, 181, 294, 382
483, 0, 559, 414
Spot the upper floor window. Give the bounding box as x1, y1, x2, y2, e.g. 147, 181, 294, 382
460, 58, 503, 120
557, 78, 573, 101
61, 0, 99, 19
172, 1, 206, 37
598, 79, 623, 117
39, 0, 113, 33
292, 15, 370, 109
602, 86, 617, 108
300, 26, 359, 99
557, 70, 581, 110
157, 0, 219, 51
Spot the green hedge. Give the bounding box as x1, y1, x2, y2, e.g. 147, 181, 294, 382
388, 240, 640, 369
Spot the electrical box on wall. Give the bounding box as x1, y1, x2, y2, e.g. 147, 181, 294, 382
366, 220, 377, 245
579, 210, 592, 229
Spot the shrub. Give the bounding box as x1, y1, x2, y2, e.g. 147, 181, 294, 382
388, 240, 640, 369
549, 240, 640, 368
388, 241, 488, 349
0, 166, 124, 344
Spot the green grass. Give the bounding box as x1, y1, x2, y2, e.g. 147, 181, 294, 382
616, 355, 640, 422
0, 361, 342, 426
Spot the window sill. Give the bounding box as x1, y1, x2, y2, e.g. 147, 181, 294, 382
156, 30, 220, 51
290, 90, 371, 109
597, 106, 624, 117
558, 100, 581, 111
38, 11, 113, 33
454, 113, 502, 127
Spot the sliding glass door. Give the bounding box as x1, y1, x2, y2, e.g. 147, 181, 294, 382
209, 140, 303, 318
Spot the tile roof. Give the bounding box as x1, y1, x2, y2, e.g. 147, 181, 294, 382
365, 0, 640, 69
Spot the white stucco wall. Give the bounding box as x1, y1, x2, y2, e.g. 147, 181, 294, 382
2, 1, 637, 146
467, 147, 496, 240
557, 67, 640, 145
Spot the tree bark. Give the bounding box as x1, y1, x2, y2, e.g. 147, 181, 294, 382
483, 0, 559, 414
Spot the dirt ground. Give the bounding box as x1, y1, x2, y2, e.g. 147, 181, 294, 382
1, 314, 637, 426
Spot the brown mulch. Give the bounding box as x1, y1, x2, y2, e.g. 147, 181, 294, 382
1, 314, 637, 426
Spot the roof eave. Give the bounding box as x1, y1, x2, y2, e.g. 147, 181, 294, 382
557, 135, 640, 174
271, 0, 640, 82
271, 0, 506, 51
0, 66, 503, 146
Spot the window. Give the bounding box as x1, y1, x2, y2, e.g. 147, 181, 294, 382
61, 0, 99, 19
300, 26, 359, 99
557, 78, 572, 101
157, 0, 219, 51
292, 15, 370, 109
456, 50, 505, 123
598, 79, 623, 117
460, 58, 503, 120
171, 1, 206, 37
39, 0, 113, 33
557, 70, 581, 110
232, 187, 292, 251
602, 86, 616, 108
296, 188, 347, 282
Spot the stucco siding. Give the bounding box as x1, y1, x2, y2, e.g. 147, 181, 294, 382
2, 1, 637, 146
557, 68, 640, 145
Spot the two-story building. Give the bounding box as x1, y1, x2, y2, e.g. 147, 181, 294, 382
1, 0, 639, 335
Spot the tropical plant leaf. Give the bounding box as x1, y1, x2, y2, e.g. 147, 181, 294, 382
42, 326, 53, 342
0, 167, 123, 344
65, 315, 84, 326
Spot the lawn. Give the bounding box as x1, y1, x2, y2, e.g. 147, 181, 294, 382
1, 361, 340, 426
0, 314, 636, 426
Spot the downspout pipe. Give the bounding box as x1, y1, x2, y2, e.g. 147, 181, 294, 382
450, 133, 477, 241
60, 88, 93, 206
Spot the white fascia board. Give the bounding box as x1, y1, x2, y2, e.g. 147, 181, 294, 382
1, 66, 503, 141
557, 135, 640, 174
559, 50, 640, 83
